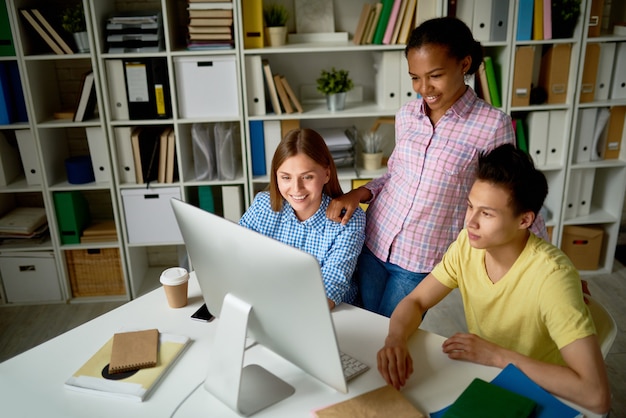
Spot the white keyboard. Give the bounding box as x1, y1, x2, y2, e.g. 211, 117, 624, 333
340, 351, 369, 381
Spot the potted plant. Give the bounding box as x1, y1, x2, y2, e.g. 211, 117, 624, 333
316, 67, 354, 111
61, 3, 89, 53
551, 0, 581, 39
263, 3, 288, 47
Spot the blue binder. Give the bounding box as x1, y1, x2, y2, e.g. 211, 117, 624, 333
516, 0, 534, 41
249, 120, 266, 176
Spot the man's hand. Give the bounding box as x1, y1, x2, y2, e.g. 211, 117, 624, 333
442, 333, 505, 368
326, 187, 371, 225
377, 336, 414, 390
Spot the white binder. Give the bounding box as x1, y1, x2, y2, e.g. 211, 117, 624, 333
472, 0, 492, 42
595, 42, 616, 101
221, 185, 244, 223
415, 0, 439, 24
15, 129, 41, 186
574, 108, 597, 163
527, 111, 549, 167
490, 0, 509, 42
400, 54, 415, 105
263, 120, 281, 175
456, 0, 474, 29
105, 59, 129, 121
577, 168, 595, 217
245, 55, 266, 116
609, 42, 626, 100
86, 127, 111, 183
546, 110, 566, 166
113, 127, 136, 184
373, 50, 401, 110
564, 169, 581, 220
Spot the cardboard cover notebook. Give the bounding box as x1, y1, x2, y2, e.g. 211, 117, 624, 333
65, 331, 190, 401
109, 329, 159, 373
312, 385, 426, 418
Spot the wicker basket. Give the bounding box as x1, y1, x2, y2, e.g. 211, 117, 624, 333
66, 248, 126, 297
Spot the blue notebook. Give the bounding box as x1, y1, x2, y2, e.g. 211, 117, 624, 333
430, 364, 582, 418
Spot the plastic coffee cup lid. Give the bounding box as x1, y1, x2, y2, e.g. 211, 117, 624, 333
160, 267, 189, 286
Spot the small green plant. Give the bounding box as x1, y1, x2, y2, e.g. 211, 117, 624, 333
263, 3, 288, 27
316, 67, 354, 95
61, 3, 86, 33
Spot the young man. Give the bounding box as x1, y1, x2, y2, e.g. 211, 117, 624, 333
376, 144, 611, 414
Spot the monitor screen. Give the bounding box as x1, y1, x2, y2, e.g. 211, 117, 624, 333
171, 199, 348, 416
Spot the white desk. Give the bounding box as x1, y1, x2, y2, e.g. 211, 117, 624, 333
0, 277, 598, 417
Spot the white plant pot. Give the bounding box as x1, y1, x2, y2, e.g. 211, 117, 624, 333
362, 152, 383, 171
326, 92, 347, 112
73, 31, 90, 53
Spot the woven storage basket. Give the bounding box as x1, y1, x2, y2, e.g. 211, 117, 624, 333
66, 248, 126, 297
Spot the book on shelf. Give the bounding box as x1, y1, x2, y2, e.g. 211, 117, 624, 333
188, 9, 233, 19
188, 25, 231, 33
390, 0, 409, 44
352, 3, 372, 45
187, 1, 234, 10
19, 9, 65, 55
131, 127, 162, 184
273, 74, 294, 114
476, 61, 492, 104
372, 0, 395, 45
65, 331, 190, 402
262, 59, 282, 115
80, 220, 117, 243
188, 32, 232, 41
382, 0, 403, 45
0, 207, 47, 235
73, 71, 97, 122
363, 3, 383, 45
279, 75, 304, 113
165, 128, 177, 183
158, 128, 171, 184
397, 0, 417, 45
189, 17, 233, 26
483, 56, 501, 108
312, 385, 426, 417
109, 329, 159, 374
30, 9, 74, 54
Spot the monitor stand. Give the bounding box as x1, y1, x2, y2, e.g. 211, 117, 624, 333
204, 294, 295, 416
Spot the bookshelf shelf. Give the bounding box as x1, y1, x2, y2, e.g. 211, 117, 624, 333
1, 0, 625, 305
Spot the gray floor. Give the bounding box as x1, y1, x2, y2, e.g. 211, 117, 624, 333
1, 261, 625, 416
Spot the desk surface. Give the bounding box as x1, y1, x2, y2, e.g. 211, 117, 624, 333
0, 277, 598, 417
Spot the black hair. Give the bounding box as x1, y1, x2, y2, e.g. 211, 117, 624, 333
405, 17, 483, 75
477, 144, 548, 216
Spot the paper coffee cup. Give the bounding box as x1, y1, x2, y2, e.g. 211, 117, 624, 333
160, 267, 189, 308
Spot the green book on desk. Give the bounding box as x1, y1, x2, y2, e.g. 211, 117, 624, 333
442, 378, 536, 418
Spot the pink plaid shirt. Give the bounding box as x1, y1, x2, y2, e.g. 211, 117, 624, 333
364, 87, 544, 272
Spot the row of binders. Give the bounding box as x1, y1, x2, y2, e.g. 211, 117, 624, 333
249, 119, 355, 178
112, 126, 177, 186
245, 56, 302, 116
515, 110, 567, 168
573, 106, 626, 163
105, 57, 172, 121
511, 43, 571, 107
580, 42, 626, 103
448, 0, 509, 42
186, 0, 234, 50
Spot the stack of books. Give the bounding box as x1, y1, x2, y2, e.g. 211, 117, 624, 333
106, 11, 163, 53
316, 127, 356, 169
187, 1, 234, 50
0, 207, 48, 240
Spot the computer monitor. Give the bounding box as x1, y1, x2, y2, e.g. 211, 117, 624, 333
170, 199, 348, 416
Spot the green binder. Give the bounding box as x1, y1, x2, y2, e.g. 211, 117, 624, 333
0, 2, 16, 56
442, 378, 536, 418
198, 186, 215, 214
53, 191, 91, 245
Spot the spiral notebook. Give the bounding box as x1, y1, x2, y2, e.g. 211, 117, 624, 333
65, 331, 190, 401
109, 328, 159, 373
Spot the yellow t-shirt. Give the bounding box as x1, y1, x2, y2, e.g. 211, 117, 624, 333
432, 230, 595, 366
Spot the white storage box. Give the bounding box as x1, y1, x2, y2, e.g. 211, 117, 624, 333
121, 187, 183, 244
174, 56, 239, 118
0, 252, 63, 303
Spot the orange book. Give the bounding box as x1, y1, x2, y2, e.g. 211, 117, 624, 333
273, 74, 294, 113
279, 76, 304, 113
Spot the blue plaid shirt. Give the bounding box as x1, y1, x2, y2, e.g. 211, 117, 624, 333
239, 192, 366, 306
